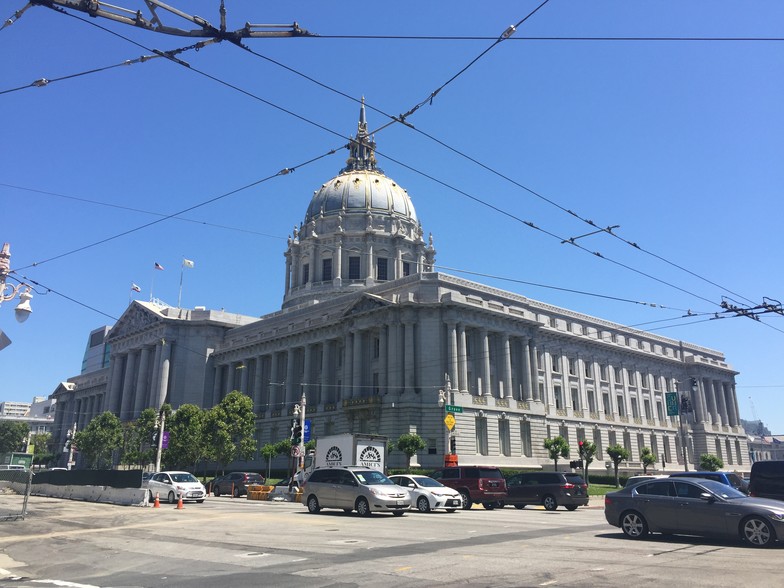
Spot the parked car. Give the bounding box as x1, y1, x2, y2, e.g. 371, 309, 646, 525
430, 466, 507, 510
669, 471, 749, 494
388, 474, 462, 512
749, 460, 784, 502
302, 466, 411, 516
211, 472, 266, 497
605, 477, 784, 547
146, 471, 206, 504
505, 471, 589, 511
624, 474, 669, 487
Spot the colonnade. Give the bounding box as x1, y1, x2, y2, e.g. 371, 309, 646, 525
103, 339, 172, 420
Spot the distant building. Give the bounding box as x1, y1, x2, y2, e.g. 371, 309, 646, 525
748, 435, 784, 462
0, 401, 30, 417
49, 104, 749, 472
81, 326, 111, 374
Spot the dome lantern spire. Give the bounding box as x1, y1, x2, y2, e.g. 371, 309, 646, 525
342, 96, 378, 173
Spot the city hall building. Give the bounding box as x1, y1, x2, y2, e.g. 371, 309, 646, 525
52, 105, 749, 472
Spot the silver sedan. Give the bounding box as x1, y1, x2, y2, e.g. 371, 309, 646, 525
605, 477, 784, 547
389, 474, 462, 513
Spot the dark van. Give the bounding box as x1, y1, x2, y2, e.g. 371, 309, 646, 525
749, 460, 784, 502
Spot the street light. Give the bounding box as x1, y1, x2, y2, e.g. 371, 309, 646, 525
0, 243, 34, 324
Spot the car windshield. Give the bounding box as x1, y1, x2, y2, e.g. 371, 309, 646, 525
355, 470, 393, 485
414, 477, 444, 488
170, 473, 199, 483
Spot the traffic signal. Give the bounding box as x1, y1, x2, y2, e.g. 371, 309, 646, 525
569, 460, 581, 469
690, 377, 698, 392
292, 422, 303, 445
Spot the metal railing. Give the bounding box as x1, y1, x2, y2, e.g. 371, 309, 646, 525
0, 469, 33, 521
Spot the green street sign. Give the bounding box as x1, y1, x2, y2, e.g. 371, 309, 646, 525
665, 392, 680, 417
444, 404, 463, 414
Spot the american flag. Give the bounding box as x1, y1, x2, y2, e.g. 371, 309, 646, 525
131, 283, 141, 292
154, 262, 164, 271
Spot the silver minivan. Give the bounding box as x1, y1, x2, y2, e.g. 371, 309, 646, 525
302, 466, 411, 516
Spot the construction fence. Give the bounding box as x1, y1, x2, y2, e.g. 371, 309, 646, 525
0, 469, 33, 521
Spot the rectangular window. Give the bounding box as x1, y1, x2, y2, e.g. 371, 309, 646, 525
584, 361, 592, 379
644, 399, 651, 419
476, 417, 488, 456
593, 429, 603, 459
602, 392, 611, 414
551, 355, 560, 373
322, 258, 332, 281
600, 364, 608, 381
373, 337, 380, 358
588, 390, 597, 413
637, 434, 645, 459
348, 256, 361, 280
402, 261, 411, 276
520, 421, 532, 457
554, 385, 564, 409
571, 387, 580, 410
302, 263, 309, 284
617, 395, 626, 417
559, 425, 569, 444
613, 366, 622, 383
663, 436, 671, 462
631, 397, 639, 419
568, 358, 576, 376
376, 257, 388, 281
623, 431, 632, 454
608, 430, 617, 447
499, 420, 511, 457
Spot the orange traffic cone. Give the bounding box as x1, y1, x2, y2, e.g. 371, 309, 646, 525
153, 493, 160, 508
176, 496, 184, 510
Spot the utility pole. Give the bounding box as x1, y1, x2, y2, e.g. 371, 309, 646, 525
66, 422, 77, 470
154, 410, 165, 472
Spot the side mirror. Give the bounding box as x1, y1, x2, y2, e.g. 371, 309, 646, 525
699, 492, 715, 503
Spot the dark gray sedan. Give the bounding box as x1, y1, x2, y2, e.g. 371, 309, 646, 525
605, 477, 784, 548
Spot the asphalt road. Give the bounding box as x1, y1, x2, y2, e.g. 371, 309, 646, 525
0, 494, 781, 587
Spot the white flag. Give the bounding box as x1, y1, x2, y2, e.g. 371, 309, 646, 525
182, 258, 195, 269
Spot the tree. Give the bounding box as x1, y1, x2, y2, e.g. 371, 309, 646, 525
543, 436, 570, 470
73, 412, 123, 469
699, 453, 724, 471
578, 440, 597, 484
260, 443, 279, 480
640, 447, 657, 474
30, 432, 53, 468
396, 433, 426, 471
203, 391, 257, 473
0, 421, 29, 454
607, 444, 630, 487
164, 404, 206, 470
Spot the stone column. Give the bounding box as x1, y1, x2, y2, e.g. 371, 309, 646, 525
119, 351, 137, 421
133, 346, 152, 417
320, 342, 330, 405
403, 317, 416, 395
303, 343, 313, 404
106, 353, 125, 415
529, 339, 540, 401
253, 355, 264, 413
480, 328, 491, 396
379, 325, 388, 395
353, 329, 363, 398
522, 337, 533, 401
270, 352, 280, 408
715, 380, 729, 426
446, 321, 459, 392
726, 382, 740, 427
500, 332, 512, 399
387, 322, 401, 395
285, 348, 296, 406
240, 360, 249, 395
342, 332, 353, 401
458, 324, 468, 394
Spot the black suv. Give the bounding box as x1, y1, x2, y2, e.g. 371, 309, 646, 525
749, 460, 784, 501
211, 472, 265, 497
430, 466, 507, 510
505, 471, 588, 511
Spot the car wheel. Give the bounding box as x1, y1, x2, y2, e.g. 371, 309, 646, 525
542, 495, 558, 511
514, 504, 525, 510
496, 501, 505, 509
565, 504, 578, 511
213, 487, 220, 497
233, 487, 241, 498
620, 510, 649, 539
167, 491, 176, 505
482, 502, 496, 510
742, 516, 776, 547
306, 495, 320, 514
393, 511, 405, 517
149, 490, 155, 502
459, 490, 472, 510
356, 497, 371, 517
417, 496, 431, 513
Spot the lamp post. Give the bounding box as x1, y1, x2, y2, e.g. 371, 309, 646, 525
0, 243, 34, 325
438, 374, 457, 467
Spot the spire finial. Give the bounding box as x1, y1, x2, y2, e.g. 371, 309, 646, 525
341, 95, 380, 174
358, 96, 367, 132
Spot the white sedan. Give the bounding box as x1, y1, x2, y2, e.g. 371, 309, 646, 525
389, 474, 462, 512
146, 471, 206, 504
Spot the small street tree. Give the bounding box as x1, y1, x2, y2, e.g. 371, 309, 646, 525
606, 444, 630, 487
578, 440, 597, 484
640, 447, 657, 474
30, 432, 53, 468
164, 404, 206, 470
543, 436, 570, 470
396, 433, 427, 471
73, 411, 123, 469
699, 453, 724, 471
203, 391, 257, 474
0, 420, 29, 454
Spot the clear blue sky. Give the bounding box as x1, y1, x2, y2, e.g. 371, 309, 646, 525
1, 1, 782, 433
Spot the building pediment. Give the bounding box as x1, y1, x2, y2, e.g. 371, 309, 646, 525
108, 302, 163, 341
342, 293, 393, 317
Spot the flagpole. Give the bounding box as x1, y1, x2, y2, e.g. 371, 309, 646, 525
178, 263, 184, 308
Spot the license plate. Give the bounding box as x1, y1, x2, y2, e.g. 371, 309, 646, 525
447, 499, 459, 506
396, 501, 405, 506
